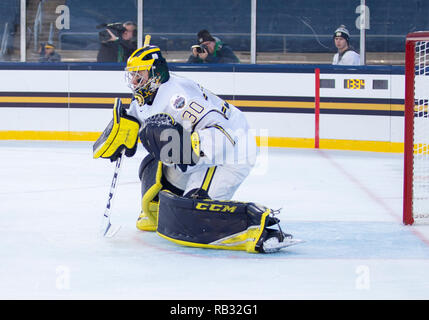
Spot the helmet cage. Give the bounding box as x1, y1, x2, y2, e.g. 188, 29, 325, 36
125, 67, 161, 96
125, 45, 169, 98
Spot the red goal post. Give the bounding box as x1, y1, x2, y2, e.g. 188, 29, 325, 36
403, 31, 429, 225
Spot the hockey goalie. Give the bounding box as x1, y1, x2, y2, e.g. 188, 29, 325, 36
93, 39, 300, 253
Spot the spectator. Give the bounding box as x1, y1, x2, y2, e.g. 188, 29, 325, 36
97, 21, 137, 62
332, 25, 360, 65
39, 42, 61, 63
187, 29, 239, 64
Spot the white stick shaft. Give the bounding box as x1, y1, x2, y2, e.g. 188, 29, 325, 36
101, 150, 125, 237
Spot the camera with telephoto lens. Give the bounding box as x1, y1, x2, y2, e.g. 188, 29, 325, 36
97, 22, 126, 42
191, 44, 208, 54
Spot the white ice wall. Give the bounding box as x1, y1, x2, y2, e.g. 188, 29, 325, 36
0, 67, 405, 147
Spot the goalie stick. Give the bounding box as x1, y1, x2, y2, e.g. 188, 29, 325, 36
100, 149, 125, 237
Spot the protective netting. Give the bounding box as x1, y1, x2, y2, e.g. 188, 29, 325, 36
412, 40, 429, 222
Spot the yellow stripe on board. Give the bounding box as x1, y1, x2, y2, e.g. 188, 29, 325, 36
230, 100, 404, 112
0, 97, 132, 104
69, 97, 131, 104
230, 100, 315, 109
0, 95, 403, 112
318, 139, 403, 153
0, 97, 68, 103
0, 97, 393, 111
0, 130, 101, 141
0, 130, 405, 153
414, 143, 429, 155
256, 136, 315, 148
255, 136, 403, 153
320, 102, 402, 111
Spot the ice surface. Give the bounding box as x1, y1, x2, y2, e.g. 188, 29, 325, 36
1, 141, 428, 299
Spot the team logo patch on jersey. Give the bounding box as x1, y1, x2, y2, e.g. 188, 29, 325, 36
170, 95, 186, 109
134, 93, 144, 106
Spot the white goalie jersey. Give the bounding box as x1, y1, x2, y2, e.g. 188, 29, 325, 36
127, 73, 257, 171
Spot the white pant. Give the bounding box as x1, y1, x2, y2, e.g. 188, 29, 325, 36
163, 163, 253, 200
162, 120, 257, 200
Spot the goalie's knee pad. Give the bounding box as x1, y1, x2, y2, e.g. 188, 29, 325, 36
137, 154, 163, 231
136, 154, 184, 232
156, 191, 289, 253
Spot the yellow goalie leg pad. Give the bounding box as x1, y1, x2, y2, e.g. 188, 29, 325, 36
137, 201, 159, 231
208, 210, 270, 252
136, 161, 163, 231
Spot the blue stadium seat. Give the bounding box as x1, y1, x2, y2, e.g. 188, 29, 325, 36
58, 0, 429, 53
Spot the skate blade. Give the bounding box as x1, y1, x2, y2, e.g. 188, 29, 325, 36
263, 238, 304, 253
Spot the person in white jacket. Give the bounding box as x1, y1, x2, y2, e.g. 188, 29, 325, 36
332, 25, 361, 65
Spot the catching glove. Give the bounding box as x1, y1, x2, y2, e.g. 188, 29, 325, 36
93, 98, 140, 161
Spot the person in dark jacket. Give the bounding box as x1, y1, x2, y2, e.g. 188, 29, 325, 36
187, 29, 239, 64
97, 21, 137, 63
39, 42, 61, 62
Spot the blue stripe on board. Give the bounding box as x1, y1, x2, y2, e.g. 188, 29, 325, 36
0, 62, 405, 75
0, 91, 404, 105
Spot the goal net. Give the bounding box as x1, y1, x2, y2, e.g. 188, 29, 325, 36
403, 31, 429, 225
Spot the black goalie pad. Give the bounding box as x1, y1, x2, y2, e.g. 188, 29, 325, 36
156, 190, 282, 253
138, 154, 184, 200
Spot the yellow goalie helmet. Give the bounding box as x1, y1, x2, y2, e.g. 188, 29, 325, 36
125, 35, 170, 104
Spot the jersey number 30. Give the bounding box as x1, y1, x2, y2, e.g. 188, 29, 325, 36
182, 102, 205, 125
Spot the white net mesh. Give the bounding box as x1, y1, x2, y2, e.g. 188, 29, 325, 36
412, 40, 429, 222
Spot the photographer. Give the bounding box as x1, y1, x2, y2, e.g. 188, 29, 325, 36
96, 21, 137, 63
38, 42, 61, 63
187, 29, 239, 64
